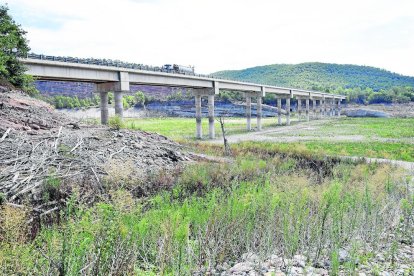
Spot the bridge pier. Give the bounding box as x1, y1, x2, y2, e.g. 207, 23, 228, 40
208, 94, 215, 139
195, 94, 202, 139
286, 98, 291, 125
194, 89, 216, 139
100, 92, 109, 125
257, 95, 262, 131
246, 94, 252, 131
323, 98, 327, 118
312, 99, 316, 119
305, 98, 310, 122
297, 98, 302, 121
337, 99, 341, 117
114, 91, 123, 117
277, 98, 282, 125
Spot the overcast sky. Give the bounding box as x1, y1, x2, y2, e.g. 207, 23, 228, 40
5, 0, 414, 76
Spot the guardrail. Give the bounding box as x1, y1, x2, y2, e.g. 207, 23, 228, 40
26, 53, 219, 79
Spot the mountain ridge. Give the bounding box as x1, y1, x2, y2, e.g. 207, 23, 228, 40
212, 62, 414, 91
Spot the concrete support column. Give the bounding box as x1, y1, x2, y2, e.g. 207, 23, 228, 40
297, 98, 302, 121
257, 96, 262, 131
286, 98, 291, 125
277, 98, 282, 125
208, 94, 215, 139
330, 99, 334, 117
323, 99, 327, 118
312, 99, 316, 119
195, 95, 202, 139
337, 100, 341, 117
246, 95, 252, 131
100, 91, 109, 125
114, 91, 123, 118
305, 98, 310, 122
320, 99, 324, 118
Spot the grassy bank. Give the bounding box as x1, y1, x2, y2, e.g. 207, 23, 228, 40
1, 147, 412, 275
123, 117, 286, 139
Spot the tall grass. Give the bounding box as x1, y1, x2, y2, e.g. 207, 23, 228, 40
0, 150, 412, 275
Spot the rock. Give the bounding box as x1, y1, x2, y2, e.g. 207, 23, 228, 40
314, 268, 329, 275
338, 248, 350, 264
229, 262, 254, 274
30, 123, 40, 130
289, 266, 303, 275
293, 254, 306, 268
242, 252, 260, 264
270, 255, 283, 268
344, 109, 391, 118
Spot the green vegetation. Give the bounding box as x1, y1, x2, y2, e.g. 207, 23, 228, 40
49, 95, 101, 109
213, 63, 414, 104
233, 141, 414, 162
124, 117, 281, 139
108, 115, 124, 130
1, 147, 412, 275
48, 91, 146, 109
0, 4, 37, 94
213, 62, 414, 92
123, 117, 414, 161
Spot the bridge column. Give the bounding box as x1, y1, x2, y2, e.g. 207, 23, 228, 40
337, 100, 341, 117
312, 99, 316, 119
257, 95, 262, 131
286, 98, 291, 125
100, 92, 109, 125
195, 94, 202, 139
330, 98, 334, 117
319, 99, 324, 118
305, 97, 310, 122
114, 91, 123, 117
323, 98, 327, 118
208, 94, 215, 139
297, 98, 302, 121
246, 94, 252, 131
277, 97, 282, 125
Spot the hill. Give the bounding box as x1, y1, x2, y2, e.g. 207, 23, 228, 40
212, 62, 414, 91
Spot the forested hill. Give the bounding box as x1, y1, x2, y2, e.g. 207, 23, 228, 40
212, 63, 414, 91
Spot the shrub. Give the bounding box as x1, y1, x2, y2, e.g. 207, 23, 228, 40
108, 115, 124, 130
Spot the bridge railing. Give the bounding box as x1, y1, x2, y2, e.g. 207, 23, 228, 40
26, 53, 221, 80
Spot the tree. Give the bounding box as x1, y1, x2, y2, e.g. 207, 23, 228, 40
134, 91, 145, 107
0, 4, 30, 87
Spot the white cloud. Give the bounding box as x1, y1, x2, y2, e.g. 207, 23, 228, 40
6, 0, 414, 76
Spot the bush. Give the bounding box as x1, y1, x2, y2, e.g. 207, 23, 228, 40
108, 115, 124, 130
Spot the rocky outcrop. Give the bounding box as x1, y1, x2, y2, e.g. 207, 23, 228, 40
344, 108, 391, 118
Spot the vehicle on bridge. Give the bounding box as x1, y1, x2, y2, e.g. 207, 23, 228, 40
162, 64, 195, 75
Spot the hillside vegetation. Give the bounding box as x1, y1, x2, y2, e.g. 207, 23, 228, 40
213, 63, 414, 91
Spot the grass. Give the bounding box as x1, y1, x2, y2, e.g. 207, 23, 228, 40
317, 118, 414, 138
123, 116, 414, 161
230, 141, 414, 162
1, 148, 412, 275
123, 117, 289, 139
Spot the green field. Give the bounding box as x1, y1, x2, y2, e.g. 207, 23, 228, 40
124, 117, 287, 139
124, 117, 414, 161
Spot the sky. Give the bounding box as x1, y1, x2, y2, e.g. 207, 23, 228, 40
5, 0, 414, 76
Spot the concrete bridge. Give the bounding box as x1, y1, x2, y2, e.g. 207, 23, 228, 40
22, 58, 346, 139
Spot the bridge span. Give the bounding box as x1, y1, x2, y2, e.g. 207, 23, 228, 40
21, 58, 346, 139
